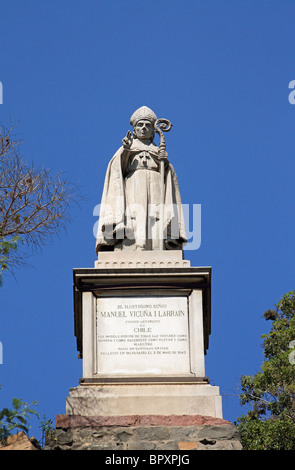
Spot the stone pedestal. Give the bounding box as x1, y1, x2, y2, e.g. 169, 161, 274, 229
71, 262, 219, 413
51, 257, 237, 450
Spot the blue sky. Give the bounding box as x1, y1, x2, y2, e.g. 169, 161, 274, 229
1, 0, 295, 441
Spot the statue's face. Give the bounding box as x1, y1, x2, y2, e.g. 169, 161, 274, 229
134, 120, 153, 140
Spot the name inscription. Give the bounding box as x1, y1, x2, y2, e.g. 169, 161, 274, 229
95, 297, 190, 376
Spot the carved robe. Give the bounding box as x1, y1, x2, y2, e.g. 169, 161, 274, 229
96, 139, 187, 252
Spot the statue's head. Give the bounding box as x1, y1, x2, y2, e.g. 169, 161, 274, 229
130, 106, 157, 141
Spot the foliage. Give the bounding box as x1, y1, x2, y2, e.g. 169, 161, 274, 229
0, 123, 79, 280
0, 234, 21, 285
0, 397, 39, 440
236, 291, 295, 450
39, 414, 54, 448
0, 386, 54, 448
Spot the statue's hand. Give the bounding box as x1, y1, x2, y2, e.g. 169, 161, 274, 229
122, 130, 133, 149
158, 149, 168, 160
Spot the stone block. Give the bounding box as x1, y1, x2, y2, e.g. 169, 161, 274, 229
65, 383, 223, 418
45, 415, 242, 451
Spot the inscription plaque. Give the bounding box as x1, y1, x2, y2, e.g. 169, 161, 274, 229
95, 296, 190, 376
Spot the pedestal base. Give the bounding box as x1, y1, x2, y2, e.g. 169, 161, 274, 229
45, 414, 242, 450
61, 263, 238, 451
65, 382, 223, 419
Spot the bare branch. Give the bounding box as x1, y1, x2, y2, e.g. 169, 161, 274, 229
0, 123, 80, 273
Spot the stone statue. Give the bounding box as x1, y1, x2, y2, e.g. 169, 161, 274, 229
96, 106, 187, 253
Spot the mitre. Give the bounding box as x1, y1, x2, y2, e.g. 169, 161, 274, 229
130, 106, 157, 127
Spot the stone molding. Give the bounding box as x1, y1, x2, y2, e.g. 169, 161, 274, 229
56, 414, 232, 428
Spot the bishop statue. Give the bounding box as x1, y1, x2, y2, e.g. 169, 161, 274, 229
96, 106, 187, 253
